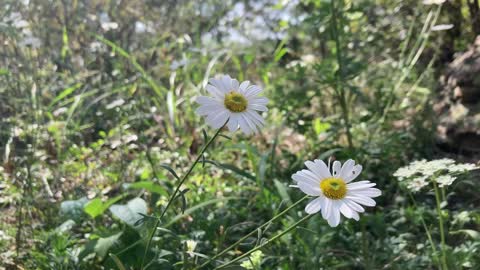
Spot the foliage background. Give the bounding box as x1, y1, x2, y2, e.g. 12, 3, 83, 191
1, 0, 479, 269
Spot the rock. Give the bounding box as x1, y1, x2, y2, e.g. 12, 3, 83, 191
437, 36, 480, 159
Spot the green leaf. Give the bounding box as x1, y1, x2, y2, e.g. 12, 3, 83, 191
84, 195, 124, 218
0, 69, 9, 76
166, 197, 241, 227
95, 232, 122, 258
109, 253, 127, 270
49, 83, 82, 108
60, 197, 88, 221
274, 179, 291, 204
109, 198, 147, 228
313, 119, 331, 135
80, 232, 123, 260
160, 163, 180, 180
204, 160, 256, 181
123, 181, 168, 196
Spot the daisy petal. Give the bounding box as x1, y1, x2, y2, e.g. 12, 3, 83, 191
249, 97, 269, 105
245, 110, 265, 126
339, 200, 354, 219
344, 165, 363, 182
352, 188, 382, 198
231, 79, 239, 90
305, 197, 322, 214
305, 161, 329, 180
347, 181, 376, 191
332, 161, 342, 176
221, 75, 233, 92
205, 85, 224, 99
339, 159, 355, 179
208, 78, 226, 93
346, 195, 376, 207
241, 113, 258, 134
321, 197, 331, 219
314, 159, 332, 179
196, 96, 219, 105
292, 172, 319, 185
327, 201, 341, 227
238, 115, 251, 135
244, 85, 262, 98
298, 180, 322, 196
239, 81, 250, 92
351, 210, 360, 221
196, 104, 224, 116
343, 199, 365, 213
227, 114, 239, 132
248, 104, 268, 112
206, 110, 229, 128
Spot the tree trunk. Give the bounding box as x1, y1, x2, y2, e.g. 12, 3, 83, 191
467, 0, 480, 36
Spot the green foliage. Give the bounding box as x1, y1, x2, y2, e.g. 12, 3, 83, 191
1, 0, 480, 269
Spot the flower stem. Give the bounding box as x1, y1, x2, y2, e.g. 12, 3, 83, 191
196, 195, 309, 269
214, 214, 314, 269
140, 124, 225, 270
330, 0, 353, 150
407, 192, 440, 268
432, 180, 448, 270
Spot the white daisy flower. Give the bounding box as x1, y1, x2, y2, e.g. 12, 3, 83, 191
195, 75, 268, 135
292, 159, 381, 227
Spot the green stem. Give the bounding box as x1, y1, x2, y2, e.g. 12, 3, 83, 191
197, 195, 309, 269
214, 214, 314, 269
408, 192, 439, 268
433, 180, 448, 270
361, 220, 370, 268
140, 124, 225, 270
330, 0, 353, 150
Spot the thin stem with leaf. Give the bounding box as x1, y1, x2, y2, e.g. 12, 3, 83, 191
432, 179, 448, 270
214, 214, 314, 269
196, 195, 309, 269
140, 123, 226, 269
330, 0, 353, 150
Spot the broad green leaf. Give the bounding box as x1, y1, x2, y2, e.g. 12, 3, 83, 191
84, 195, 124, 218
109, 198, 147, 228
95, 232, 122, 258
60, 197, 88, 221
123, 181, 168, 196
80, 232, 123, 260
313, 119, 331, 135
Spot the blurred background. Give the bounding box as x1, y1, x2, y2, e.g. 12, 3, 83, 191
1, 0, 480, 269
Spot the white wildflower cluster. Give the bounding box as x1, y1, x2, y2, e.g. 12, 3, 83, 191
394, 158, 477, 192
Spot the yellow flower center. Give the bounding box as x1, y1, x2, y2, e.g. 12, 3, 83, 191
320, 177, 347, 200
224, 91, 247, 112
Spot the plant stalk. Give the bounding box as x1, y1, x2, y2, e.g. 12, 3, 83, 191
433, 180, 448, 270
140, 124, 225, 269
197, 195, 309, 269
214, 214, 314, 269
330, 0, 353, 150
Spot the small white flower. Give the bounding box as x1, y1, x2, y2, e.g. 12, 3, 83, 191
436, 175, 456, 188
195, 75, 268, 134
448, 163, 477, 172
406, 176, 429, 192
292, 159, 381, 227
